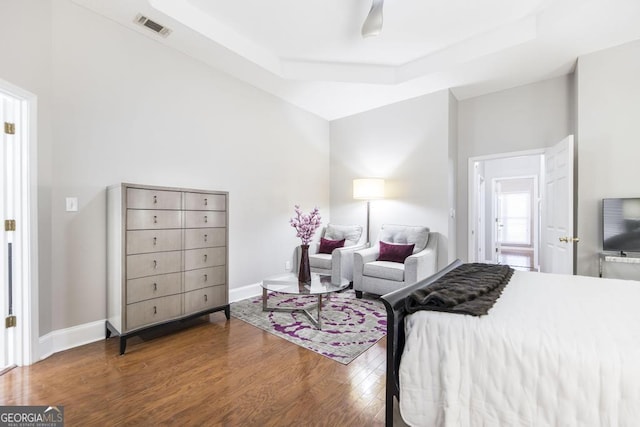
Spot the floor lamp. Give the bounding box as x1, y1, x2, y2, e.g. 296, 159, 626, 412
353, 178, 385, 245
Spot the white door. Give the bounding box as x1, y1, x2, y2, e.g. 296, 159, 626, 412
0, 79, 35, 368
493, 180, 503, 263
1, 93, 17, 370
541, 135, 575, 274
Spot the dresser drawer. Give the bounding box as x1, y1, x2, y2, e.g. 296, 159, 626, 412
127, 229, 183, 254
126, 272, 182, 304
127, 188, 182, 210
184, 211, 225, 228
127, 251, 182, 279
127, 209, 183, 230
184, 228, 225, 250
184, 266, 225, 292
126, 294, 182, 330
184, 286, 226, 314
185, 192, 226, 211
184, 247, 225, 271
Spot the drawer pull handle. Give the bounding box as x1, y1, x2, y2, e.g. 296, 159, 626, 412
153, 237, 157, 246
204, 254, 208, 262
153, 283, 157, 291
153, 215, 158, 224
204, 274, 208, 282
153, 260, 157, 269
204, 215, 208, 223
153, 195, 157, 204
204, 294, 208, 302
204, 234, 208, 242
153, 306, 157, 315
204, 198, 208, 206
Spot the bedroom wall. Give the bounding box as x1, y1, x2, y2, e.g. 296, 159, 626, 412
456, 75, 575, 262
576, 39, 640, 278
0, 0, 55, 343
2, 1, 330, 339
329, 91, 455, 269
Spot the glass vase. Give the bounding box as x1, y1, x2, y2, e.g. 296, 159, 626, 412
298, 244, 311, 283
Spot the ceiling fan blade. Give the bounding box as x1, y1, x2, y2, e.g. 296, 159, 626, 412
361, 0, 384, 38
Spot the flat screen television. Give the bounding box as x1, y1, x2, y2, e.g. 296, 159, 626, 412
602, 198, 640, 254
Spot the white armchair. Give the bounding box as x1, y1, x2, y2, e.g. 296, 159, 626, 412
353, 224, 438, 298
295, 224, 366, 284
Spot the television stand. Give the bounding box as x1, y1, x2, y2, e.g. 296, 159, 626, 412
599, 252, 640, 277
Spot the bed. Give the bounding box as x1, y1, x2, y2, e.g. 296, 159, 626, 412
380, 259, 640, 427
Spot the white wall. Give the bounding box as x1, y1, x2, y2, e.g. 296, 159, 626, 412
329, 91, 455, 268
576, 39, 640, 277
457, 75, 575, 262
1, 0, 330, 335
448, 92, 459, 262
0, 0, 54, 338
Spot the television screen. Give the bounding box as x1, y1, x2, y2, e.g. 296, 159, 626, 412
602, 198, 640, 253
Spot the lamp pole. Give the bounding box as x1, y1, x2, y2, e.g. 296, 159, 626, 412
366, 200, 371, 245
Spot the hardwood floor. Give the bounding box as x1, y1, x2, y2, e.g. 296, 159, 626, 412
0, 314, 388, 426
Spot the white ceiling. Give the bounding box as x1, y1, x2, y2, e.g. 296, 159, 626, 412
71, 0, 640, 120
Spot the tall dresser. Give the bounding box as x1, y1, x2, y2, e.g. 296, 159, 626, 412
106, 183, 229, 354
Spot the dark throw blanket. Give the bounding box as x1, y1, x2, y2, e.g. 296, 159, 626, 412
405, 263, 514, 316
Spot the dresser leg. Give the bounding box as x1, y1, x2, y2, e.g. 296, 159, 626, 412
105, 324, 112, 339
119, 337, 127, 355
224, 305, 230, 320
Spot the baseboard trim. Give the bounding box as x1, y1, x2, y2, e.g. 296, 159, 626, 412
229, 282, 261, 302
37, 285, 262, 360
39, 319, 105, 360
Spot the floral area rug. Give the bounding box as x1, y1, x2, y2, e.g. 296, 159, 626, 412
230, 289, 387, 365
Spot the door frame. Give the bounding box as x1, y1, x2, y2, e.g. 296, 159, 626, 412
0, 77, 38, 366
468, 148, 544, 263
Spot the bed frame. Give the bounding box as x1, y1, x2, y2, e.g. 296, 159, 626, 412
380, 259, 462, 427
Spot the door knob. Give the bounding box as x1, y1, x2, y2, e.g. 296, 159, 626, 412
559, 236, 580, 243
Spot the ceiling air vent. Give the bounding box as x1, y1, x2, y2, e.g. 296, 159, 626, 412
134, 14, 172, 38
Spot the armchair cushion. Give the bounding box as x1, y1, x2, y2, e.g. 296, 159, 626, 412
378, 241, 415, 263
363, 261, 405, 281
324, 224, 363, 247
378, 224, 429, 253
309, 253, 332, 270
318, 237, 345, 254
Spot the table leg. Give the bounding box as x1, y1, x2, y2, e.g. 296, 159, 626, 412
262, 287, 268, 311
317, 294, 323, 329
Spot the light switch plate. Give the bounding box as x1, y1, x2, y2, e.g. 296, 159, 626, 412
66, 197, 78, 212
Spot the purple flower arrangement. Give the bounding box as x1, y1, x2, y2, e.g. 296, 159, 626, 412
290, 205, 322, 245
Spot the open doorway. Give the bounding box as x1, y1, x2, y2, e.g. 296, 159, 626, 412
493, 176, 538, 270
469, 152, 543, 271
469, 137, 576, 274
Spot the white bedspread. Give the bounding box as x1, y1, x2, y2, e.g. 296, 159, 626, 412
399, 271, 640, 427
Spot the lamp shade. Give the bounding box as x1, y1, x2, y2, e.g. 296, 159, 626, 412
353, 178, 385, 200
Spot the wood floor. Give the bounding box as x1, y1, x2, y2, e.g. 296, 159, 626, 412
0, 313, 388, 426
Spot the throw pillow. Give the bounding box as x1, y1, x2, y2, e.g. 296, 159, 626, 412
377, 241, 415, 263
318, 237, 346, 254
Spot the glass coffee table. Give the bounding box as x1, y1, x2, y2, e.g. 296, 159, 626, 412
261, 273, 349, 329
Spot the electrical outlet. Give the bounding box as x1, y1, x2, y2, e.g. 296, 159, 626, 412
285, 260, 291, 271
